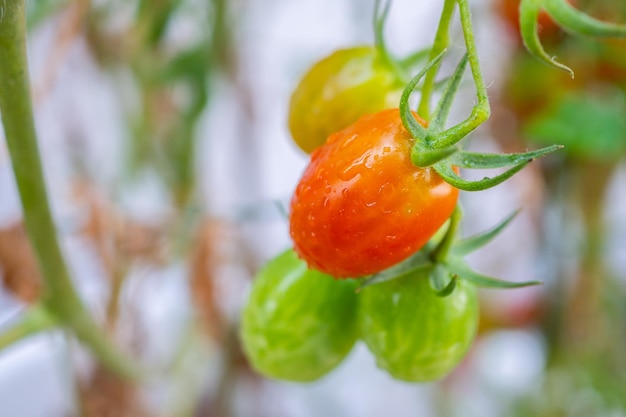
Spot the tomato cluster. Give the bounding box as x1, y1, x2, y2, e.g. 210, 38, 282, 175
238, 0, 600, 386
241, 250, 478, 382
240, 46, 476, 383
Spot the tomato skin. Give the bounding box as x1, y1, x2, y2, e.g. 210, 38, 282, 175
359, 272, 478, 382
289, 109, 459, 278
240, 249, 359, 382
288, 46, 402, 154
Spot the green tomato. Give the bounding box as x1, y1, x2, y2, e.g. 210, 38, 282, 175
288, 46, 402, 154
240, 249, 359, 382
359, 273, 478, 382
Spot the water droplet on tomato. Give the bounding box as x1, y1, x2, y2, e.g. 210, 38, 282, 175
340, 134, 358, 148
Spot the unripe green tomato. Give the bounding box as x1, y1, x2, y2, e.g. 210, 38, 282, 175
288, 46, 402, 153
240, 249, 359, 382
359, 273, 478, 382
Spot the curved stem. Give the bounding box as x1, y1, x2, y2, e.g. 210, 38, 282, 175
0, 0, 140, 378
431, 0, 491, 148
545, 0, 626, 38
417, 0, 456, 119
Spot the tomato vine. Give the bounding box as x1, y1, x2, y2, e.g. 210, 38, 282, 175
0, 0, 140, 378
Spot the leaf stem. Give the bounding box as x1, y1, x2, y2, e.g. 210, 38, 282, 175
0, 304, 59, 351
417, 0, 456, 119
0, 0, 140, 379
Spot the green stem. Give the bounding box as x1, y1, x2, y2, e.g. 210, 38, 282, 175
431, 0, 491, 148
431, 205, 462, 262
457, 0, 488, 111
417, 0, 456, 119
0, 304, 58, 351
374, 0, 409, 84
0, 0, 140, 379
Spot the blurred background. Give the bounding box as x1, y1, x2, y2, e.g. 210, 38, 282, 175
0, 0, 625, 416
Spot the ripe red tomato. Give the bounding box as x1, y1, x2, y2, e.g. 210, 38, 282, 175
288, 46, 402, 154
289, 109, 459, 278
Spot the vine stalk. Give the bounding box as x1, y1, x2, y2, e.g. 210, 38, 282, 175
0, 0, 139, 378
417, 0, 456, 118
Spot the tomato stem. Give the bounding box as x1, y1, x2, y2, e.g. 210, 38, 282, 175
0, 0, 140, 378
430, 0, 491, 148
374, 0, 409, 84
0, 304, 59, 351
417, 0, 456, 119
545, 0, 626, 38
431, 205, 462, 262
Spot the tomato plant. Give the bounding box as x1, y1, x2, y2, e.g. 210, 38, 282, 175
358, 270, 478, 382
238, 0, 572, 386
240, 249, 359, 382
288, 46, 402, 153
289, 108, 459, 278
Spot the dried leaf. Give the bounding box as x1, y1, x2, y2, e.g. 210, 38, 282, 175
0, 223, 42, 303
189, 219, 233, 340
79, 366, 149, 417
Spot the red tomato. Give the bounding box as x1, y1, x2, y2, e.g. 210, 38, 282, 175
289, 109, 459, 278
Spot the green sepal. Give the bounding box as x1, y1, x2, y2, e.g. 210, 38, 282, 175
399, 50, 447, 139
430, 54, 469, 132
411, 146, 458, 168
434, 159, 529, 192
453, 210, 520, 256
359, 251, 433, 289
435, 275, 457, 297
449, 144, 563, 169
519, 0, 574, 77
429, 265, 458, 297
545, 0, 626, 38
447, 260, 542, 289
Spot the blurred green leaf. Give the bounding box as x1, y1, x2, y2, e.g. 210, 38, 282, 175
27, 0, 68, 29
525, 90, 626, 160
